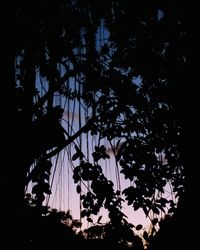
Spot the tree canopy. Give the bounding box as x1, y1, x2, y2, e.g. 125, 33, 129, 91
3, 1, 187, 248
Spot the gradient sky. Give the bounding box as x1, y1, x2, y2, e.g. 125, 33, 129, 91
28, 12, 173, 231
46, 150, 152, 230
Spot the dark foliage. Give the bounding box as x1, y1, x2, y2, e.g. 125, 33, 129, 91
2, 0, 188, 248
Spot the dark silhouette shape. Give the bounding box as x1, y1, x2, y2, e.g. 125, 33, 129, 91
2, 1, 188, 249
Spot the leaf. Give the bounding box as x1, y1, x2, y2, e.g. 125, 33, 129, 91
133, 202, 140, 211
136, 224, 143, 230
78, 151, 84, 160
42, 182, 51, 194
128, 199, 133, 206
116, 190, 121, 195
80, 210, 87, 218
80, 194, 86, 200
152, 218, 158, 225
152, 206, 160, 215
97, 215, 102, 223
87, 217, 93, 223
157, 197, 168, 206
129, 223, 134, 228
168, 207, 175, 214
92, 152, 101, 161
104, 153, 110, 159
99, 145, 106, 152
44, 189, 52, 195
76, 185, 81, 194
72, 152, 79, 161
32, 184, 40, 194
143, 231, 148, 240
160, 197, 168, 203
72, 150, 84, 161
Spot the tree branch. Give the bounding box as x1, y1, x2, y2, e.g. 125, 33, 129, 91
43, 118, 93, 160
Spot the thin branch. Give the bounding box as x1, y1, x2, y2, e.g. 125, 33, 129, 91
43, 119, 93, 161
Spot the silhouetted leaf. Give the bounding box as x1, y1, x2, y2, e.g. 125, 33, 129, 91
72, 152, 79, 161
128, 199, 133, 206
80, 194, 86, 200
87, 217, 93, 223
133, 202, 140, 211
152, 218, 158, 225
152, 206, 160, 215
97, 215, 102, 223
168, 207, 175, 214
143, 231, 148, 240
116, 190, 121, 195
76, 185, 81, 194
157, 197, 168, 206
136, 224, 143, 230
81, 210, 87, 218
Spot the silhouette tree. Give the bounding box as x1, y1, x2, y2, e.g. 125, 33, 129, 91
3, 1, 187, 248
20, 195, 82, 249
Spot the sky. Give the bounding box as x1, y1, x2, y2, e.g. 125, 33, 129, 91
43, 141, 174, 232
25, 76, 152, 230
26, 10, 174, 233
45, 145, 152, 231
25, 64, 174, 236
